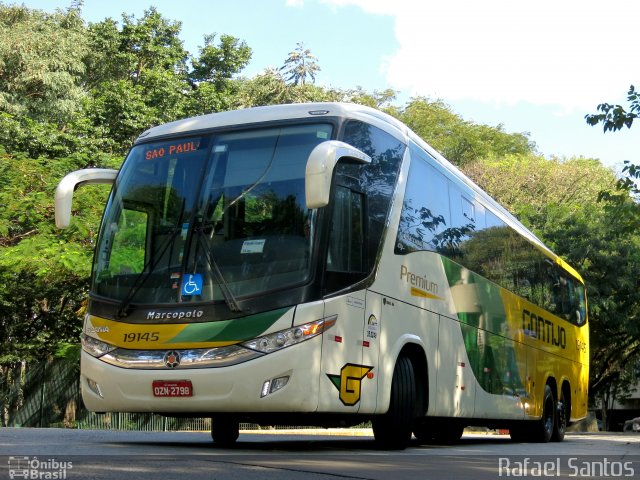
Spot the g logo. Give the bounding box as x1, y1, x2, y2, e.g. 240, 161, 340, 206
327, 364, 373, 406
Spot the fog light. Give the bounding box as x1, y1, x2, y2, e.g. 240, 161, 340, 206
86, 378, 104, 398
261, 380, 271, 398
260, 375, 290, 398
269, 375, 289, 394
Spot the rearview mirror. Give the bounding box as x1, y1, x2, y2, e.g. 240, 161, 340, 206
55, 168, 118, 228
305, 140, 371, 209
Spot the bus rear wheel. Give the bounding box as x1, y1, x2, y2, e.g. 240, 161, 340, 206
372, 356, 416, 450
211, 416, 239, 447
552, 390, 568, 442
510, 385, 555, 443
527, 384, 555, 443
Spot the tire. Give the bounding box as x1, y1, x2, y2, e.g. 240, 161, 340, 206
413, 421, 433, 444
211, 416, 239, 447
432, 424, 464, 444
510, 384, 555, 443
414, 420, 464, 444
509, 424, 532, 442
552, 389, 567, 442
531, 384, 555, 443
373, 356, 416, 450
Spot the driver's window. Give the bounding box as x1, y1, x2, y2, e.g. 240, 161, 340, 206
108, 208, 148, 275
327, 186, 365, 273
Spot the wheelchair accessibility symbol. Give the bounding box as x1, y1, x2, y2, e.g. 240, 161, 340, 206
181, 274, 203, 296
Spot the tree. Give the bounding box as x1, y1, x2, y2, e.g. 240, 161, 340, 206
182, 33, 252, 117
584, 85, 640, 427
464, 152, 640, 430
83, 10, 258, 150
0, 149, 118, 362
0, 4, 96, 158
585, 85, 640, 133
586, 85, 640, 233
279, 42, 320, 86
464, 154, 615, 218
120, 7, 188, 84
235, 68, 338, 108
82, 8, 190, 151
190, 33, 251, 89
0, 4, 88, 125
399, 98, 535, 166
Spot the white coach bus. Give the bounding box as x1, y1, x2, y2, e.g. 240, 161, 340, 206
55, 103, 589, 449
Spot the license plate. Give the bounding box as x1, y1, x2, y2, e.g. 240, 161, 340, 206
152, 380, 193, 397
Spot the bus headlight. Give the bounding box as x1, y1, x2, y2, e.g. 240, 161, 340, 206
242, 315, 337, 354
81, 333, 116, 358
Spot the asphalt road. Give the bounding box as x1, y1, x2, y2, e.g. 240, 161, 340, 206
1, 428, 639, 479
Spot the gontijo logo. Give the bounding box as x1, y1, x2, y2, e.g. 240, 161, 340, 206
327, 363, 374, 406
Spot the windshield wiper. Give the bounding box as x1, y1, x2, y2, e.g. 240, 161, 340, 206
191, 219, 242, 313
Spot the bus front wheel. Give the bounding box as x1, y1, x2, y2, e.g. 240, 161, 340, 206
372, 356, 416, 450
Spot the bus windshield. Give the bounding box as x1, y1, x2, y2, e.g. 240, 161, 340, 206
92, 124, 333, 307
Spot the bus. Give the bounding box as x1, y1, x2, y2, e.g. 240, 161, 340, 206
55, 102, 589, 449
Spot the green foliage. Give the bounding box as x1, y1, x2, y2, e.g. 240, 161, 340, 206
464, 154, 615, 218
279, 42, 320, 86
235, 68, 339, 107
120, 7, 188, 82
0, 4, 87, 125
537, 204, 640, 408
54, 342, 81, 363
585, 85, 640, 232
0, 3, 637, 421
191, 33, 252, 88
81, 9, 189, 152
399, 98, 535, 166
464, 152, 640, 406
585, 85, 640, 132
583, 85, 640, 415
0, 148, 116, 362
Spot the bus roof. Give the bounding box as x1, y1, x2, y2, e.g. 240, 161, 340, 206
136, 102, 409, 143
136, 102, 583, 284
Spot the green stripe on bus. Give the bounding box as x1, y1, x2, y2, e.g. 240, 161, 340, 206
442, 256, 526, 395
167, 307, 289, 344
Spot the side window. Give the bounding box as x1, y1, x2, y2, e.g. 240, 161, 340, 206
323, 121, 403, 294
446, 187, 484, 262
327, 187, 365, 273
462, 197, 476, 223
341, 121, 404, 270
396, 147, 451, 254
549, 269, 587, 326
393, 144, 588, 324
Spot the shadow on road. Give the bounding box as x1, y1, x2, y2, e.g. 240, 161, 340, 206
116, 433, 514, 453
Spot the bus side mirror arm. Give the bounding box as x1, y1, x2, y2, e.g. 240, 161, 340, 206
55, 168, 118, 228
305, 140, 372, 209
